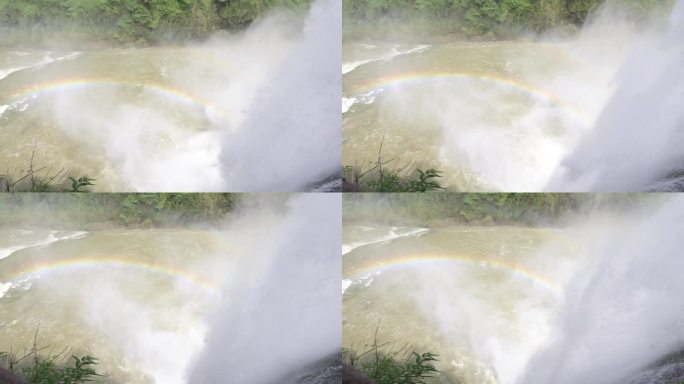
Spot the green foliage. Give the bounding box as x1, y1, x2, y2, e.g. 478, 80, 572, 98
0, 193, 238, 228
344, 0, 676, 38
0, 169, 95, 193
363, 352, 439, 384
361, 168, 444, 193
343, 137, 444, 192
0, 0, 311, 45
1, 329, 101, 384
21, 355, 100, 384
68, 176, 96, 192
343, 193, 650, 226
344, 322, 440, 384
117, 193, 235, 225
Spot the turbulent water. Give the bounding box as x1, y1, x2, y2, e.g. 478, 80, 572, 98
342, 224, 576, 383
0, 195, 341, 384
0, 228, 221, 383
343, 2, 683, 192
547, 0, 684, 192
343, 197, 684, 384
0, 0, 341, 192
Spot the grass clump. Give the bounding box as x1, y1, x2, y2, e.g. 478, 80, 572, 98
1, 148, 95, 193
344, 323, 440, 384
344, 165, 443, 193
19, 355, 99, 384
361, 352, 439, 384
0, 328, 101, 384
344, 136, 443, 193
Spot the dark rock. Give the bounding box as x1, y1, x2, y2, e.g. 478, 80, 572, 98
629, 350, 684, 384
342, 364, 374, 384
342, 179, 363, 193
0, 367, 26, 384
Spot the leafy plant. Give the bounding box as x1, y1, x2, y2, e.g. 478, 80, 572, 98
68, 177, 96, 193
21, 355, 100, 384
344, 322, 441, 384
344, 135, 443, 192
363, 352, 439, 384
1, 328, 101, 384
1, 147, 95, 193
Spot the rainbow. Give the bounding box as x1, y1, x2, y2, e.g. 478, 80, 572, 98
345, 253, 562, 296
1, 77, 224, 119
349, 71, 590, 125
6, 256, 217, 294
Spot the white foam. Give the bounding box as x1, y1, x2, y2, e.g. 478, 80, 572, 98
0, 105, 8, 117
0, 282, 12, 299
342, 97, 356, 114
342, 226, 429, 255
342, 44, 430, 75
0, 51, 81, 81
342, 271, 382, 294
342, 59, 374, 75
0, 230, 88, 260
342, 279, 353, 294
342, 89, 382, 114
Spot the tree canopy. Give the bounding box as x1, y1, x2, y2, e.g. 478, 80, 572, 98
0, 0, 311, 44
344, 0, 676, 37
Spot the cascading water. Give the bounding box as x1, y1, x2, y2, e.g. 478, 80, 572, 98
188, 194, 342, 384
547, 0, 684, 192
219, 0, 341, 192
517, 196, 684, 384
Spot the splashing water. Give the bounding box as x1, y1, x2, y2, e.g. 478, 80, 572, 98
219, 0, 342, 192
547, 0, 684, 191
518, 196, 684, 384
189, 194, 341, 384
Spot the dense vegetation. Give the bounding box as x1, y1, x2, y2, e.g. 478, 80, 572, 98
361, 352, 438, 384
343, 140, 444, 192
343, 193, 653, 226
1, 331, 100, 384
1, 148, 95, 193
344, 326, 440, 384
18, 355, 98, 384
0, 0, 311, 45
343, 166, 443, 192
0, 170, 95, 193
344, 0, 676, 38
0, 193, 239, 228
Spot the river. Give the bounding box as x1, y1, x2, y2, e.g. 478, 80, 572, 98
342, 195, 684, 384
0, 194, 342, 384
342, 224, 576, 383
0, 0, 341, 192
0, 228, 222, 383
342, 39, 616, 192
343, 1, 684, 192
